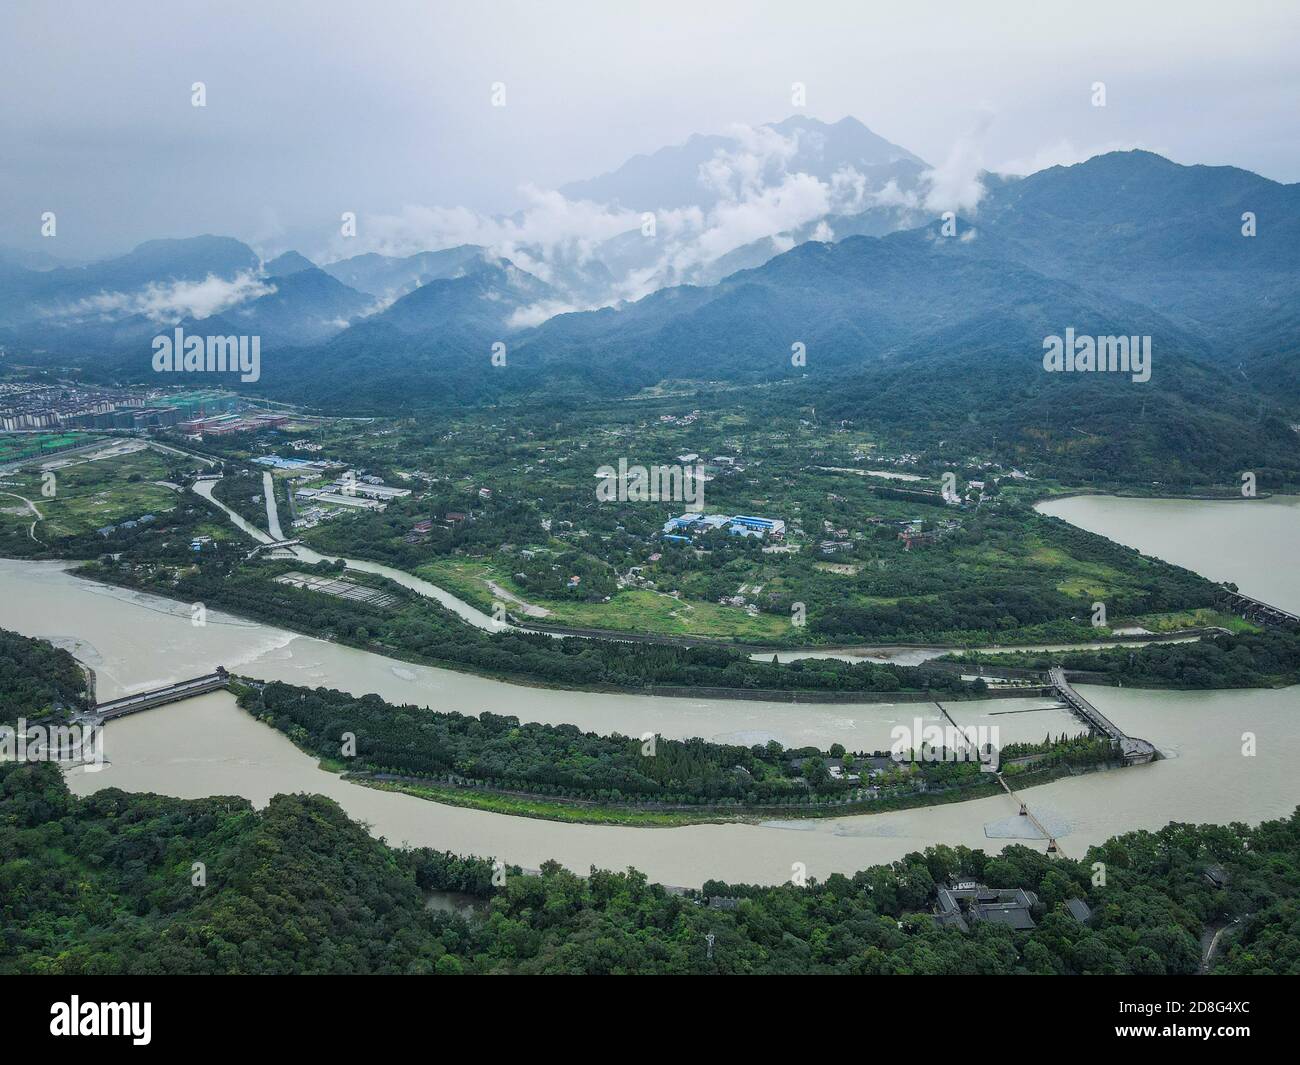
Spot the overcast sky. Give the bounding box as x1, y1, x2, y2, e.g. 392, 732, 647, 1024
3, 0, 1298, 261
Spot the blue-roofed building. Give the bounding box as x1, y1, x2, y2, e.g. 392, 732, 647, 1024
662, 514, 700, 533
730, 515, 786, 536
662, 513, 785, 540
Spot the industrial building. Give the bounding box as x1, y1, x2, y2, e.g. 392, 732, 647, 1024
661, 513, 785, 540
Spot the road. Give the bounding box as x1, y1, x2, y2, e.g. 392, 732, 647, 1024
1, 491, 45, 542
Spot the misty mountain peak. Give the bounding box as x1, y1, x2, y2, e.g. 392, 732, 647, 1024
264, 250, 318, 277
559, 114, 927, 212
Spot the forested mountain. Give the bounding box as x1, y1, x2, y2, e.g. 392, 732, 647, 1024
192, 265, 373, 347
0, 235, 260, 330
228, 151, 1298, 484
238, 212, 1209, 409
259, 258, 560, 407
967, 151, 1300, 353
262, 250, 317, 276
319, 244, 489, 299
2, 149, 1297, 486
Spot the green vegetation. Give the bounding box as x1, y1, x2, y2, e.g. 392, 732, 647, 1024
0, 627, 90, 726
210, 467, 270, 527
176, 399, 1221, 648
0, 444, 205, 558
414, 558, 791, 640
362, 779, 734, 826
238, 680, 1111, 821
947, 628, 1300, 689
3, 758, 1298, 974
78, 551, 985, 697
1122, 607, 1259, 634
0, 446, 174, 539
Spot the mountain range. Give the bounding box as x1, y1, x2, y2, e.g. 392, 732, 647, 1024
1, 120, 1297, 486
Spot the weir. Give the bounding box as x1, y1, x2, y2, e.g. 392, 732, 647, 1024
246, 538, 302, 559
81, 668, 231, 722
1048, 667, 1157, 765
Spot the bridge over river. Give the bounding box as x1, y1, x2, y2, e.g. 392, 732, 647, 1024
78, 668, 231, 722
1048, 667, 1157, 765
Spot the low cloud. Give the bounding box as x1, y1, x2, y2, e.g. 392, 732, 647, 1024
920, 111, 994, 214
506, 299, 584, 329
323, 123, 919, 315
51, 271, 275, 324
325, 188, 642, 277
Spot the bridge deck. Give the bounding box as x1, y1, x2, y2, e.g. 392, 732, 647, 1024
1048, 667, 1157, 764
995, 774, 1066, 858
89, 670, 230, 721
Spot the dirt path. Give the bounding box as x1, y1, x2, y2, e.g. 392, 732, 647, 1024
1, 491, 45, 542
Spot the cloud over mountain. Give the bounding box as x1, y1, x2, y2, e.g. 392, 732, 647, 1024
49, 271, 276, 325
312, 117, 935, 312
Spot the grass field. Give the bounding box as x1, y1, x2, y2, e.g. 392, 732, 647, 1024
0, 448, 177, 539
360, 779, 746, 826
414, 557, 791, 639
357, 774, 1027, 826
1127, 608, 1259, 634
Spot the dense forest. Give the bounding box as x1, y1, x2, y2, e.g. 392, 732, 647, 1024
237, 680, 1112, 810
0, 627, 90, 726
244, 679, 843, 804
2, 760, 1296, 974
949, 628, 1300, 689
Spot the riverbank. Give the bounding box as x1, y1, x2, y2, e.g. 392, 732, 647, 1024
70, 559, 1003, 704
343, 760, 1113, 827
4, 487, 1296, 882
1036, 494, 1300, 616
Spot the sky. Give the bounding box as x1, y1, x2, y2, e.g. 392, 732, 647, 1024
3, 0, 1298, 262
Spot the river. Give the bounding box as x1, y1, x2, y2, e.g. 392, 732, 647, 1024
1, 492, 1294, 887
54, 683, 1299, 888
1037, 493, 1300, 614
1, 557, 1068, 752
